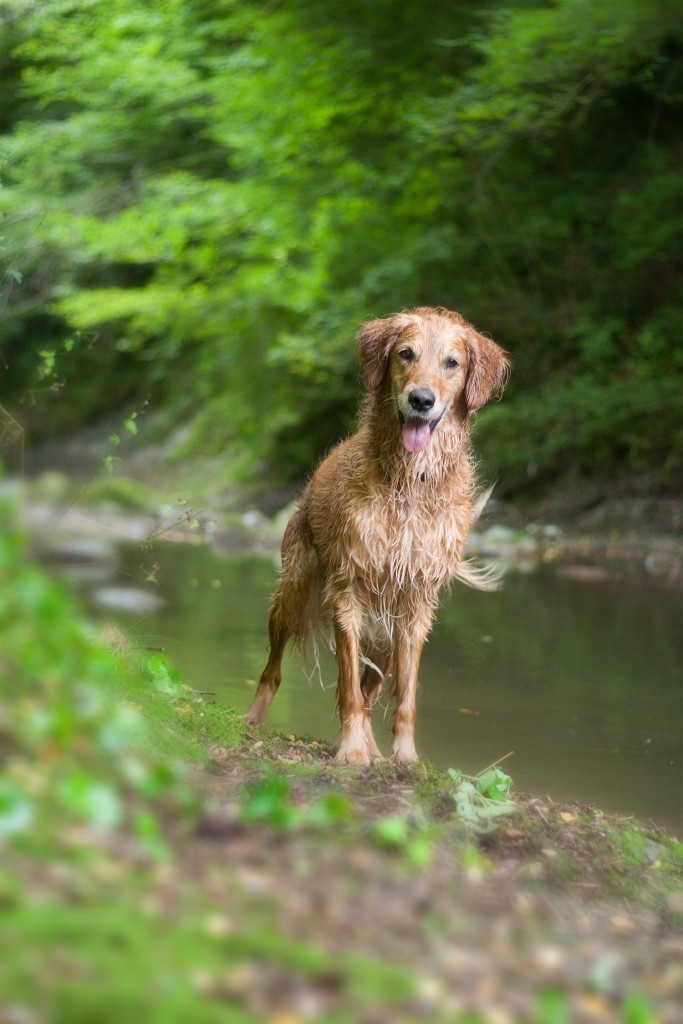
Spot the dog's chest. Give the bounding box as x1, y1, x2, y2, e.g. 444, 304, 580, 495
349, 492, 464, 588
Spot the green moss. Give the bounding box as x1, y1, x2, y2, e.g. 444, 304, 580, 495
175, 700, 247, 751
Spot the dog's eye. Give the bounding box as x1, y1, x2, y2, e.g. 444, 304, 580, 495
445, 356, 459, 369
398, 348, 415, 362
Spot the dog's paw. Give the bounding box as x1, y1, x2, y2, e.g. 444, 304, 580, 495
334, 745, 371, 767
242, 709, 265, 728
391, 740, 419, 765
363, 730, 384, 763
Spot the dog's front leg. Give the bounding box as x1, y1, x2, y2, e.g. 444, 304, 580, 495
391, 609, 432, 764
333, 600, 369, 766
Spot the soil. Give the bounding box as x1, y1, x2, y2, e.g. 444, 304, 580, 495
170, 729, 683, 1023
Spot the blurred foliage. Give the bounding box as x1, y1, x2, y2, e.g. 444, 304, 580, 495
0, 494, 202, 850
0, 494, 428, 1020
1, 0, 681, 489
239, 774, 353, 829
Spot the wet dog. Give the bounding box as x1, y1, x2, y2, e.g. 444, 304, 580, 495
244, 306, 509, 764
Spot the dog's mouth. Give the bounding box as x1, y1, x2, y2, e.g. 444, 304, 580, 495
398, 411, 443, 453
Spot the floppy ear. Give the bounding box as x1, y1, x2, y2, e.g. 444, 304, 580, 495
465, 331, 510, 413
357, 315, 407, 393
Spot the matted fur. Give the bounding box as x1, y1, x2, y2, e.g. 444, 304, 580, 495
244, 306, 510, 765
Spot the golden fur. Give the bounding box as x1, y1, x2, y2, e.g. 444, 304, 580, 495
244, 306, 510, 764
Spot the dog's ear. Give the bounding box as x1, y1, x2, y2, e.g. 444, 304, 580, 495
358, 315, 407, 393
465, 331, 510, 413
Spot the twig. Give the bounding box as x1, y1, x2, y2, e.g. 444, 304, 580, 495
474, 750, 515, 778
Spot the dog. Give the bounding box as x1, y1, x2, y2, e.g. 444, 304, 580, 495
244, 306, 510, 765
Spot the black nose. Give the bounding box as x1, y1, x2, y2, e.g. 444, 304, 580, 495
408, 388, 436, 414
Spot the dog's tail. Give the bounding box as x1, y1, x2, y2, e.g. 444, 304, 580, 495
454, 558, 503, 592
455, 483, 504, 591
473, 482, 496, 523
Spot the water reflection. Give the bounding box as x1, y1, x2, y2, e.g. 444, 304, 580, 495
100, 542, 681, 833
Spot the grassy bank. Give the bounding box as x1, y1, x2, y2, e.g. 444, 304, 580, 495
2, 500, 682, 1023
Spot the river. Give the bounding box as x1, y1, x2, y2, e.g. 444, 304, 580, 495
83, 538, 681, 833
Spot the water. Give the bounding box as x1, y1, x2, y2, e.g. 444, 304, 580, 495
94, 540, 682, 833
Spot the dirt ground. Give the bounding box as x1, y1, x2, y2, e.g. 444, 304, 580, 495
175, 731, 683, 1023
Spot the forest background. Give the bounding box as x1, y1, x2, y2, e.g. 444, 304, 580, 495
1, 0, 681, 497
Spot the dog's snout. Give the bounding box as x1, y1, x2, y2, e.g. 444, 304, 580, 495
408, 388, 436, 414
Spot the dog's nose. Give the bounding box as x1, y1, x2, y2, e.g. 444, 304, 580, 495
408, 388, 436, 414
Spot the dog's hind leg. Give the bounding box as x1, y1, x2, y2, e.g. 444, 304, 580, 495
360, 653, 392, 762
244, 507, 316, 728
243, 603, 290, 728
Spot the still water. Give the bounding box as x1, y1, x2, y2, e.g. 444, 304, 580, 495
101, 541, 681, 833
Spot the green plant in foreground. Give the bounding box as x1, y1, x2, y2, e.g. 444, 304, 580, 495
0, 496, 194, 854
448, 764, 516, 835
239, 775, 353, 830
372, 811, 439, 867
0, 885, 421, 1024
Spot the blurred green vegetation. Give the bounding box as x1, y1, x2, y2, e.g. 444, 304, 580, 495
0, 495, 419, 1021
1, 0, 681, 491
1, 490, 679, 1018
0, 492, 201, 850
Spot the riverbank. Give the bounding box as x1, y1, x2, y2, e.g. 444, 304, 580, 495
12, 460, 683, 587
2, 508, 682, 1022
194, 726, 683, 1023
8, 449, 683, 828
22, 411, 683, 554
7, 692, 683, 1022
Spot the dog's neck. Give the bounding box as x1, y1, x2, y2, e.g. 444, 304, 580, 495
362, 397, 473, 496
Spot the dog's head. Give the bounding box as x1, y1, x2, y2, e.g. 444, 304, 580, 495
358, 307, 510, 453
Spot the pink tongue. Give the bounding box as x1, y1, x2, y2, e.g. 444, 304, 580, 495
402, 421, 431, 453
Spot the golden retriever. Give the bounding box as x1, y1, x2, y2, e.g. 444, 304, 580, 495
244, 306, 510, 765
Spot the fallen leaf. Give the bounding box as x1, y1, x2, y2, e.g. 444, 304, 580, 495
576, 993, 612, 1017
609, 915, 636, 935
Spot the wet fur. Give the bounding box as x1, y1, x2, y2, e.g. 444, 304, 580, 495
244, 306, 510, 765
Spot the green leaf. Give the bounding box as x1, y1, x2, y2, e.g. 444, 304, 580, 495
406, 837, 434, 867
58, 771, 122, 830
134, 809, 170, 860
373, 816, 410, 849
536, 989, 569, 1024
476, 767, 513, 801
307, 792, 353, 825
0, 781, 34, 838
147, 653, 183, 696
240, 776, 299, 828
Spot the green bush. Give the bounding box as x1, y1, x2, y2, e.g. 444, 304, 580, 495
1, 0, 680, 487
0, 493, 195, 852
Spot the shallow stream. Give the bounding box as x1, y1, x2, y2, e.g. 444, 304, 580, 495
86, 539, 681, 833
